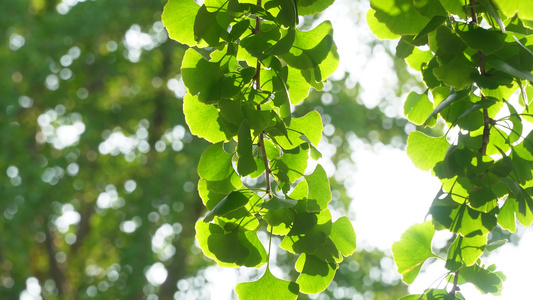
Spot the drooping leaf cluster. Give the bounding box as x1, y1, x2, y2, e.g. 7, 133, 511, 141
162, 0, 356, 297
369, 0, 533, 298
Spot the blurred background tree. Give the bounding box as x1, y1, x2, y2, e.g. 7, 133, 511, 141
1, 0, 418, 299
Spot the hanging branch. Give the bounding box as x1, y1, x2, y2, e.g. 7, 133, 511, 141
469, 0, 491, 155
252, 0, 272, 199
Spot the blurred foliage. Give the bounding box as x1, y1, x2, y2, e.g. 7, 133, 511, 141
0, 0, 416, 299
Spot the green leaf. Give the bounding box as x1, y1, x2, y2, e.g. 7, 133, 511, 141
194, 4, 230, 46
487, 239, 508, 252
497, 197, 517, 232
413, 0, 447, 18
261, 196, 298, 210
195, 221, 267, 267
478, 0, 506, 33
295, 254, 337, 294
304, 164, 331, 211
439, 0, 466, 17
459, 264, 504, 294
280, 21, 338, 83
406, 48, 434, 71
430, 195, 497, 236
469, 188, 498, 212
237, 120, 257, 176
271, 145, 309, 184
162, 0, 200, 46
396, 35, 415, 59
370, 0, 430, 35
392, 221, 436, 284
281, 209, 332, 254
243, 105, 277, 136
203, 190, 254, 222
236, 268, 299, 300
198, 143, 234, 181
266, 0, 297, 28
329, 217, 356, 257
297, 0, 335, 16
433, 53, 476, 89
270, 111, 323, 150
181, 49, 224, 103
366, 9, 401, 40
266, 28, 296, 56
446, 235, 487, 271
486, 57, 533, 82
457, 27, 506, 54
406, 131, 449, 171
286, 66, 313, 105
400, 289, 463, 300
404, 91, 435, 126
425, 89, 470, 125
492, 0, 533, 21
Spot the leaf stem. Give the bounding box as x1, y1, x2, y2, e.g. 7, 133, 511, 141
450, 270, 460, 296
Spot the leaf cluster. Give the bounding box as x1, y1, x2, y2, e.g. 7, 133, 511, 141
162, 0, 356, 297
369, 0, 533, 298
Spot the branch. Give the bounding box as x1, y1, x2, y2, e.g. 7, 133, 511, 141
252, 0, 272, 199
470, 0, 490, 155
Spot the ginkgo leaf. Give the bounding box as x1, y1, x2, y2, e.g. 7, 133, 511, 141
446, 235, 487, 271
370, 0, 430, 35
406, 131, 449, 171
162, 0, 200, 46
236, 268, 299, 300
492, 0, 533, 21
195, 221, 267, 268
329, 217, 356, 257
404, 91, 434, 126
183, 94, 236, 143
459, 264, 505, 295
304, 164, 331, 211
237, 120, 257, 176
392, 221, 436, 284
198, 143, 234, 181
295, 254, 338, 294
271, 111, 323, 150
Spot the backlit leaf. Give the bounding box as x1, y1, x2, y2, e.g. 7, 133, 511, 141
406, 131, 449, 171
162, 0, 200, 46
304, 164, 331, 211
237, 120, 257, 176
295, 254, 337, 294
392, 221, 436, 284
370, 0, 430, 35
459, 264, 504, 294
404, 91, 434, 126
236, 268, 299, 300
195, 221, 267, 267
181, 49, 224, 103
329, 217, 356, 257
198, 143, 234, 181
297, 0, 335, 16
492, 0, 533, 21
